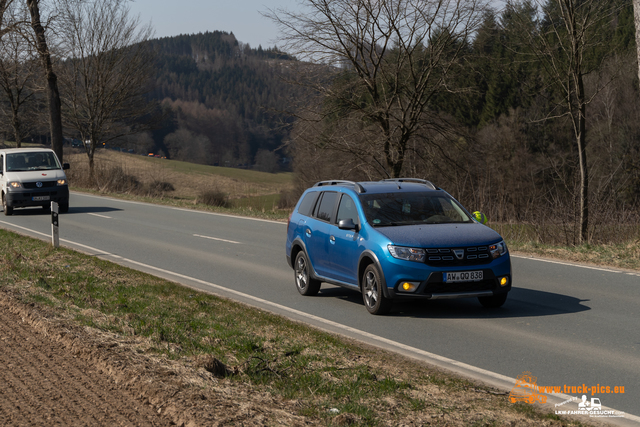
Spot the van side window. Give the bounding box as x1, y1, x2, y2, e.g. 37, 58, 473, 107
314, 191, 337, 222
297, 192, 319, 217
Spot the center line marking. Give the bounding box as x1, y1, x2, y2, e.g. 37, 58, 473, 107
87, 213, 112, 219
193, 234, 241, 244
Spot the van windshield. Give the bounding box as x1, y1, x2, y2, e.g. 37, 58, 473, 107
6, 152, 61, 172
359, 192, 473, 226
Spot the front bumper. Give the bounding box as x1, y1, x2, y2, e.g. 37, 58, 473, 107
5, 185, 69, 208
380, 253, 512, 300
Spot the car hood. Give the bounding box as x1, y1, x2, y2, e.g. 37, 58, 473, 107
372, 222, 503, 247
4, 170, 66, 182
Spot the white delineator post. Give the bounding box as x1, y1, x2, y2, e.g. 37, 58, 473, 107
51, 201, 59, 248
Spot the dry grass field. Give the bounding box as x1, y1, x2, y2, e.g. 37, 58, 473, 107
65, 148, 294, 214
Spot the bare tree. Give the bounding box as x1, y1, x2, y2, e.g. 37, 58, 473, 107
0, 1, 39, 147
634, 0, 640, 82
57, 0, 155, 180
510, 0, 622, 244
0, 0, 18, 38
26, 0, 64, 161
266, 0, 488, 178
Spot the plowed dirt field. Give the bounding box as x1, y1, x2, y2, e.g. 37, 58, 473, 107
0, 293, 307, 427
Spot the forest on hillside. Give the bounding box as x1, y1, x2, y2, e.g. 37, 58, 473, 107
141, 31, 303, 171
280, 0, 640, 245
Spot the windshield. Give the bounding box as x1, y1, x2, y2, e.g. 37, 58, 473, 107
360, 192, 473, 226
6, 152, 61, 172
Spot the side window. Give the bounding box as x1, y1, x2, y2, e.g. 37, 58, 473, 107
336, 194, 359, 224
297, 192, 319, 217
0, 155, 3, 173
314, 191, 337, 222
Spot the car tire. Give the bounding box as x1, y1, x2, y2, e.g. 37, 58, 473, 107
362, 264, 392, 315
59, 202, 69, 213
478, 293, 508, 309
2, 194, 12, 216
294, 251, 321, 296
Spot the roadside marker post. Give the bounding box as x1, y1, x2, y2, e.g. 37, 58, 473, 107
51, 201, 59, 248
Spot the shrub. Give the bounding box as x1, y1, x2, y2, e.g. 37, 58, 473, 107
144, 181, 175, 197
197, 189, 229, 208
101, 166, 141, 193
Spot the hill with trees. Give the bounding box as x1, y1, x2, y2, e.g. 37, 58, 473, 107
139, 31, 302, 171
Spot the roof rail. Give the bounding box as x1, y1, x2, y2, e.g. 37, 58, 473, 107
380, 178, 437, 190
314, 180, 366, 193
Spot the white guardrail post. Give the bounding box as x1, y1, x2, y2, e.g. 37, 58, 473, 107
51, 201, 59, 248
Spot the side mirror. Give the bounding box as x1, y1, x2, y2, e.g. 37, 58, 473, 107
338, 218, 358, 231
63, 163, 70, 170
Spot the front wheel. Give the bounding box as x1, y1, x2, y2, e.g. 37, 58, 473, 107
362, 264, 391, 315
478, 293, 508, 308
294, 251, 321, 296
2, 194, 12, 216
59, 202, 69, 213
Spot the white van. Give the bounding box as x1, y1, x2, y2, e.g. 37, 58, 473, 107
0, 148, 70, 215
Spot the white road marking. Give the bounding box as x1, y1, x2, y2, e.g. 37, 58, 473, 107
87, 213, 112, 219
511, 254, 640, 276
193, 234, 240, 244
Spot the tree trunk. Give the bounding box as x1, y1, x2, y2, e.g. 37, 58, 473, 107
576, 68, 588, 244
26, 0, 64, 162
634, 0, 640, 83
12, 112, 21, 148
577, 104, 588, 245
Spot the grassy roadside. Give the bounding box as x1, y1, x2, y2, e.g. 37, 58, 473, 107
0, 229, 589, 426
506, 241, 640, 272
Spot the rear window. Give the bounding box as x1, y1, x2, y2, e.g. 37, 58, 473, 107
297, 192, 319, 217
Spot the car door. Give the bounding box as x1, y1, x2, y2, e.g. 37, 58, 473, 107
304, 191, 338, 278
325, 193, 361, 285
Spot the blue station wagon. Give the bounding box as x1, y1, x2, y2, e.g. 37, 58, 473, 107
285, 179, 512, 315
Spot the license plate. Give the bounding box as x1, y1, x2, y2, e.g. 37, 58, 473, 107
32, 196, 50, 201
443, 271, 483, 283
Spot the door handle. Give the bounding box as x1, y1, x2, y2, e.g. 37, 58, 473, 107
330, 235, 335, 244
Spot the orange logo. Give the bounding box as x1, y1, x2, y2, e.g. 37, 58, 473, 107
510, 372, 547, 404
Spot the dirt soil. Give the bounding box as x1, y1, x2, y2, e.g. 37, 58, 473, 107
0, 292, 309, 427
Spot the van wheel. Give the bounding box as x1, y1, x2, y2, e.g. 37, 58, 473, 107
59, 202, 69, 213
294, 251, 321, 296
478, 293, 508, 308
2, 194, 12, 216
362, 264, 391, 315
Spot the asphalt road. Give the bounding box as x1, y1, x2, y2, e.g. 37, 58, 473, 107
1, 192, 639, 423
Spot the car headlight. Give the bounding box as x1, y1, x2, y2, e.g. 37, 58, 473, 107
57, 179, 67, 186
388, 245, 425, 262
8, 181, 21, 188
490, 240, 508, 259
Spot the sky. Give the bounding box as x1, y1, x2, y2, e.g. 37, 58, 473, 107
128, 1, 508, 51
127, 0, 298, 49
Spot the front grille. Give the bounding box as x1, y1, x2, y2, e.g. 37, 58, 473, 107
424, 246, 492, 266
23, 181, 57, 189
